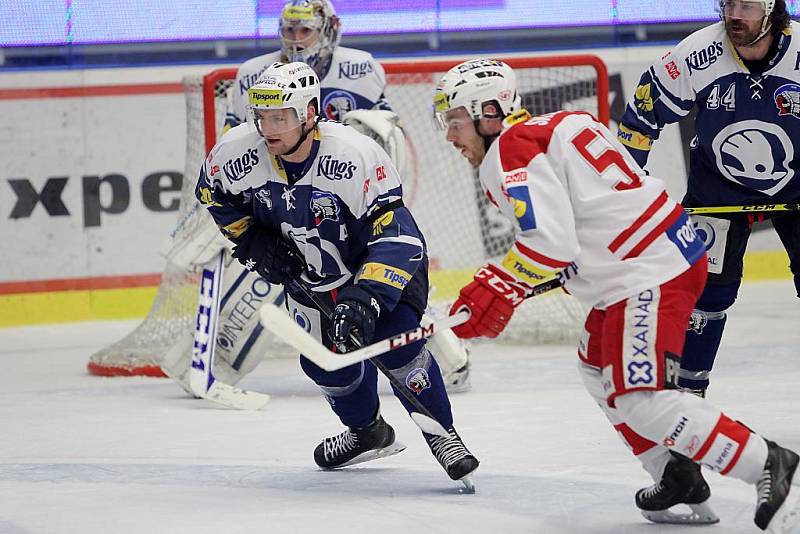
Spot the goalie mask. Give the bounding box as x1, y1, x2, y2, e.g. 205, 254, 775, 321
433, 59, 521, 132
279, 0, 341, 78
248, 61, 320, 135
342, 109, 408, 178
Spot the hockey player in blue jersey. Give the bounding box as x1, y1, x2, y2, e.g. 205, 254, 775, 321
618, 0, 800, 526
196, 61, 479, 487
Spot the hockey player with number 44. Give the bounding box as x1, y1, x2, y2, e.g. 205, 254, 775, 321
617, 0, 800, 399
196, 61, 478, 489
434, 58, 799, 531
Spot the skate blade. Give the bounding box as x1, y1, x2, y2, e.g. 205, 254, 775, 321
641, 501, 720, 525
335, 441, 407, 469
458, 474, 476, 494
767, 483, 800, 534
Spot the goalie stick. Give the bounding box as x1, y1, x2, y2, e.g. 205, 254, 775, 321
189, 251, 271, 410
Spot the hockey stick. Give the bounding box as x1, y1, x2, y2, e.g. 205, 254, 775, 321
684, 203, 800, 215
189, 251, 271, 410
260, 275, 563, 373
267, 280, 472, 437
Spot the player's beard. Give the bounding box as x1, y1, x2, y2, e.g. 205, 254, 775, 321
725, 17, 764, 47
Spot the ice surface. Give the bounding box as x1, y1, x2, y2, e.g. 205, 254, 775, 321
1, 281, 798, 534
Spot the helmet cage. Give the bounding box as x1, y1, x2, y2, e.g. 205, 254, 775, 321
279, 0, 341, 76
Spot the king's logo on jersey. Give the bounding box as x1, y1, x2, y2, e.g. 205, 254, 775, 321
685, 41, 724, 74
711, 120, 794, 196
338, 60, 374, 80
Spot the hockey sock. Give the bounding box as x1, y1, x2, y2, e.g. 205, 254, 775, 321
679, 310, 726, 391
386, 347, 454, 430
301, 356, 380, 429
578, 362, 670, 481
616, 389, 768, 484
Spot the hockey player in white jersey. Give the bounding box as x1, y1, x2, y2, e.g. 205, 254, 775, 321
224, 0, 390, 130
196, 61, 479, 486
617, 0, 800, 399
434, 58, 800, 532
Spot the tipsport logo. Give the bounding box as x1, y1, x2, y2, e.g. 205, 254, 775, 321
248, 88, 284, 107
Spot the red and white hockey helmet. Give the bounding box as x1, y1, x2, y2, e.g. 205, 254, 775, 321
433, 59, 521, 130
247, 62, 320, 133
279, 0, 341, 77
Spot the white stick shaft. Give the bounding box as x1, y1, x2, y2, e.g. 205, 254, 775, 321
259, 304, 469, 371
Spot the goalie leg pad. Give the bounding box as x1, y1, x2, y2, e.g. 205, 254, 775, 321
162, 254, 284, 391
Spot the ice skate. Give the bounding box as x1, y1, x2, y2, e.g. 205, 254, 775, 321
314, 415, 406, 469
423, 426, 479, 492
755, 440, 800, 533
636, 452, 719, 525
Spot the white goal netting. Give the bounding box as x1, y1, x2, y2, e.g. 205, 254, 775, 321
87, 55, 609, 376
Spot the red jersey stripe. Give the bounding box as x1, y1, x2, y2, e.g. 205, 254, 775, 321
515, 240, 571, 269
622, 204, 684, 260
608, 191, 669, 253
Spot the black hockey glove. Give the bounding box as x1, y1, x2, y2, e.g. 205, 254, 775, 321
330, 285, 382, 353
231, 225, 305, 286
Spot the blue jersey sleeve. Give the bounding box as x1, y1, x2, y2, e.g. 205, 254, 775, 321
618, 53, 696, 167
351, 187, 425, 313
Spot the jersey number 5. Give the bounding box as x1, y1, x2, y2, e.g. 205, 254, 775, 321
571, 128, 643, 191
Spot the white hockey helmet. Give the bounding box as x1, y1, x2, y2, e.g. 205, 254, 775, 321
279, 0, 341, 77
433, 59, 521, 130
343, 109, 408, 178
248, 61, 320, 134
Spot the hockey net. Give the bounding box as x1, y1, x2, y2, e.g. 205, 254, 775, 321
87, 54, 609, 376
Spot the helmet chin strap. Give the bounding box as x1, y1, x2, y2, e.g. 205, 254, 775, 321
747, 18, 772, 46
283, 117, 320, 157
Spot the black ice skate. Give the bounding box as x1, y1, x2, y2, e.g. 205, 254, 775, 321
314, 415, 406, 469
636, 452, 719, 525
754, 440, 800, 532
424, 427, 479, 493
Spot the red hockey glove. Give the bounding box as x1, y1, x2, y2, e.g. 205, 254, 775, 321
450, 264, 526, 339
